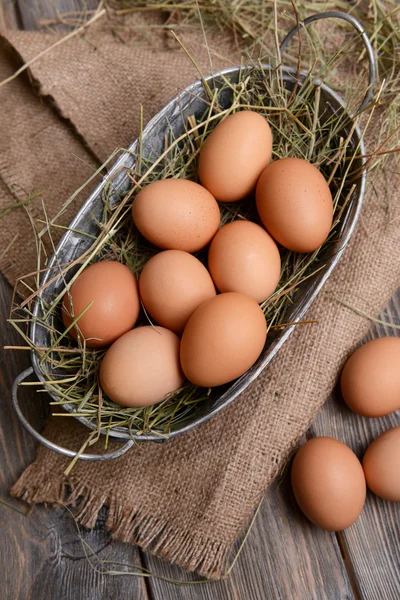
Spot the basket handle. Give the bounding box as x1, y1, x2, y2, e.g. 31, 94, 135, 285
280, 11, 376, 113
12, 367, 134, 461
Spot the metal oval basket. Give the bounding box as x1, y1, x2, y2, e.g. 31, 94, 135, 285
12, 12, 376, 460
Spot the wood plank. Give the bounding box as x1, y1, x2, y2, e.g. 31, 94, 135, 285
143, 473, 354, 600
16, 0, 100, 30
0, 0, 20, 29
312, 290, 400, 600
0, 273, 149, 600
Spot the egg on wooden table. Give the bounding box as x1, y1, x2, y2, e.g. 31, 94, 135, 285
291, 437, 366, 531
198, 110, 273, 202
100, 326, 184, 407
132, 178, 220, 252
139, 250, 216, 334
180, 292, 267, 387
362, 426, 400, 502
256, 157, 333, 252
341, 337, 400, 417
208, 220, 281, 302
62, 261, 140, 348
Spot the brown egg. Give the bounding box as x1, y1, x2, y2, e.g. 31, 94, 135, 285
198, 111, 272, 203
362, 426, 400, 502
341, 337, 400, 417
132, 178, 220, 252
291, 437, 366, 531
139, 250, 216, 334
256, 158, 333, 252
62, 261, 140, 348
99, 326, 184, 407
208, 220, 281, 303
180, 292, 267, 387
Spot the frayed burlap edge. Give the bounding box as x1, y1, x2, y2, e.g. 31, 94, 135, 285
11, 465, 234, 580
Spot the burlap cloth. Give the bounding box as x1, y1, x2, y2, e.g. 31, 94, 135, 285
1, 14, 399, 579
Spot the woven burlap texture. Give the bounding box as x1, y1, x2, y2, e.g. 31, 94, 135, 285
1, 20, 399, 579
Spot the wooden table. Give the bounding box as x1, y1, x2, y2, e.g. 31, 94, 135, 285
1, 2, 400, 598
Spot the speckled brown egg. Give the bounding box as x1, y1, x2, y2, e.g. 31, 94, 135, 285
62, 261, 140, 348
180, 292, 267, 387
291, 437, 366, 531
198, 111, 273, 202
341, 337, 400, 417
99, 326, 184, 407
139, 250, 216, 334
362, 426, 400, 502
208, 220, 281, 302
256, 158, 333, 252
132, 178, 220, 252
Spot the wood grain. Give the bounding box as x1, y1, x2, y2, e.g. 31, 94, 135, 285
144, 474, 354, 600
0, 273, 148, 600
312, 291, 400, 600
16, 0, 99, 30
0, 0, 20, 29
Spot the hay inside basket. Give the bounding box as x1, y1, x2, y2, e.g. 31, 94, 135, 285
9, 54, 378, 448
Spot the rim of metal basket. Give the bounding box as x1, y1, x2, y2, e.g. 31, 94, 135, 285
12, 11, 376, 460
